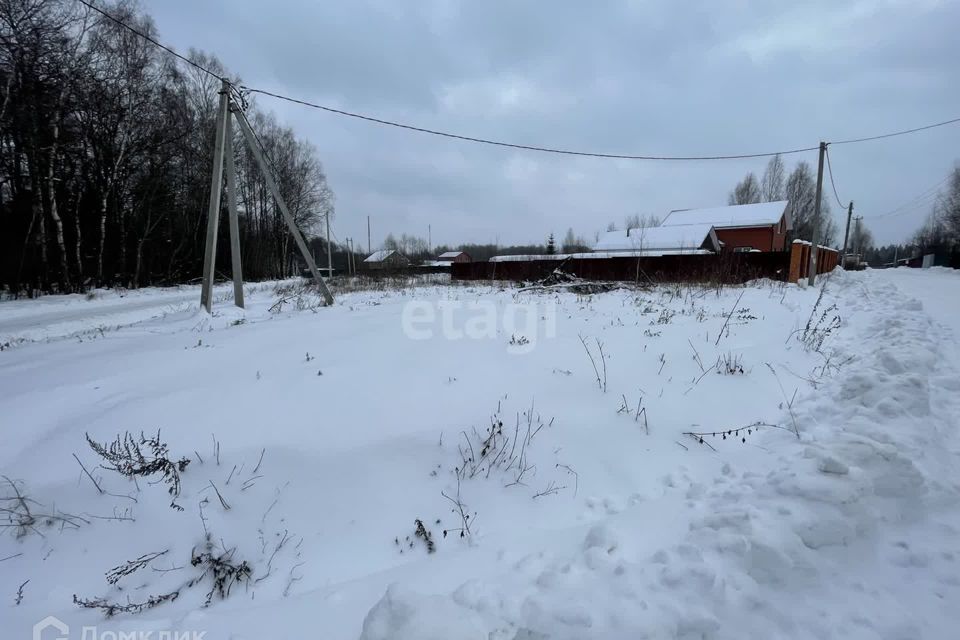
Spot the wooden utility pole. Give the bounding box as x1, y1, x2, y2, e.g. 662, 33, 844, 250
325, 211, 333, 278
840, 201, 854, 269
367, 216, 371, 256
199, 81, 334, 309
806, 141, 827, 286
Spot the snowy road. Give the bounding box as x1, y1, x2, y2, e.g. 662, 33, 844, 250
2, 270, 959, 639
0, 281, 273, 345
0, 292, 194, 336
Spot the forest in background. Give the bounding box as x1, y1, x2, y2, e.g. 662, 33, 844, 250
0, 0, 336, 295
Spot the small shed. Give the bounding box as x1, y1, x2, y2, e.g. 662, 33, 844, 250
363, 249, 409, 270
593, 223, 720, 255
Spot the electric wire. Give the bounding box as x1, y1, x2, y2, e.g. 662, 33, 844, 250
868, 177, 949, 219
824, 146, 846, 209
73, 0, 960, 162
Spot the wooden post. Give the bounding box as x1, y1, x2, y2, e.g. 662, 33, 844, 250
224, 110, 244, 308
232, 105, 334, 305
200, 80, 230, 312
788, 240, 803, 283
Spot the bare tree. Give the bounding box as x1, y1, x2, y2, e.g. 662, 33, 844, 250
561, 227, 589, 252
938, 164, 960, 241
849, 220, 874, 255
911, 165, 960, 258
784, 162, 836, 245
761, 154, 785, 202
728, 172, 761, 205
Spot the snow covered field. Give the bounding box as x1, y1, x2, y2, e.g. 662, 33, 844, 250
3, 268, 960, 639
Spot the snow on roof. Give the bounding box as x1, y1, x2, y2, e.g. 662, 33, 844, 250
364, 249, 396, 263
489, 249, 714, 262
661, 200, 789, 229
438, 251, 464, 258
594, 223, 718, 253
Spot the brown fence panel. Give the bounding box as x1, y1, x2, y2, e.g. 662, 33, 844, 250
453, 252, 791, 284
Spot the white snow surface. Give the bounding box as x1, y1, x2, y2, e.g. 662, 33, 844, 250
662, 200, 789, 229
3, 268, 960, 639
593, 224, 718, 253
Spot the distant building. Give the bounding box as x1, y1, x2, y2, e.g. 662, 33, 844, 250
437, 251, 471, 263
363, 249, 409, 270
593, 223, 720, 255
660, 201, 791, 252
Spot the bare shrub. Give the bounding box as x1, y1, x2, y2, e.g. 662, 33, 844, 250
579, 334, 607, 392
270, 282, 328, 313
716, 352, 745, 375
1, 476, 88, 538
453, 402, 552, 485
795, 285, 842, 352
86, 431, 190, 510
74, 535, 252, 617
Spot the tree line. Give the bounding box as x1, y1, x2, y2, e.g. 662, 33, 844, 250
0, 0, 334, 296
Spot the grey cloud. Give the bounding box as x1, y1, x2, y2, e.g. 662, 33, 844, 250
148, 0, 960, 247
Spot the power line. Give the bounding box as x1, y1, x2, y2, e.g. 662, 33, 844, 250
831, 116, 960, 146
75, 0, 225, 81
240, 88, 819, 161
867, 174, 951, 219
74, 0, 960, 162
872, 189, 944, 220
61, 0, 818, 161
824, 146, 845, 208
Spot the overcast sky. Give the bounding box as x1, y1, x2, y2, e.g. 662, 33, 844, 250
145, 0, 960, 250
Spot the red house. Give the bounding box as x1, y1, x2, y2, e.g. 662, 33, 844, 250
659, 201, 791, 253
